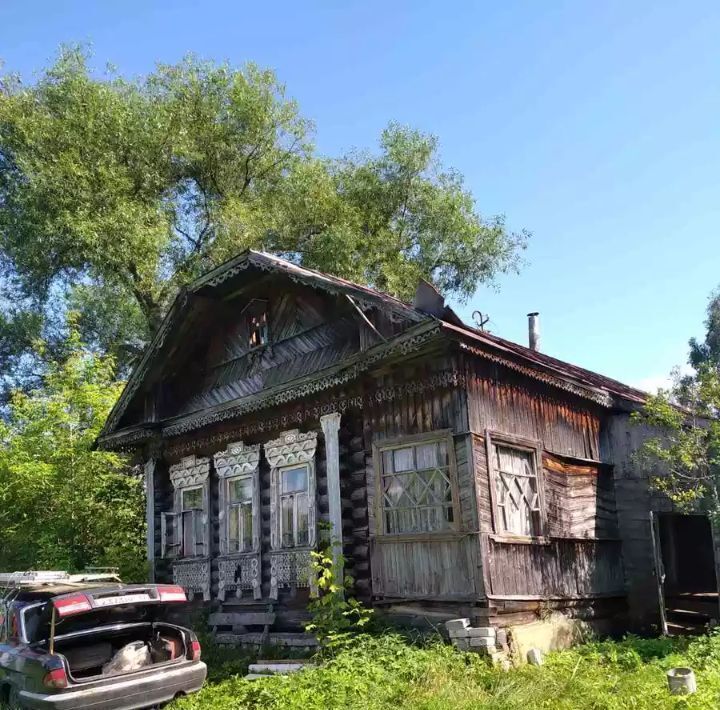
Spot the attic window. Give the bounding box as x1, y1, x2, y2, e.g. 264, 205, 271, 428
242, 299, 269, 349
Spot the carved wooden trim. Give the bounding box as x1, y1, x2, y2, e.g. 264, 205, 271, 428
104, 367, 466, 453
172, 558, 211, 601
167, 455, 211, 562
264, 429, 319, 599
217, 554, 262, 601
265, 429, 318, 468
213, 441, 262, 601
169, 455, 211, 489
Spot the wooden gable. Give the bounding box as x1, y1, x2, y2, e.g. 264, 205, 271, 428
110, 264, 423, 434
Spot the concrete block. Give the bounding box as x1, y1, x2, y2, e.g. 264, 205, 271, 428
452, 638, 470, 651
469, 636, 496, 649
496, 629, 508, 646
446, 618, 471, 633
449, 629, 470, 640
468, 627, 496, 638
527, 648, 544, 666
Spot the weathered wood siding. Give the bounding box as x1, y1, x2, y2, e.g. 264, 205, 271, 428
465, 354, 623, 604
465, 357, 602, 461
481, 536, 624, 598
372, 534, 480, 600
543, 453, 618, 539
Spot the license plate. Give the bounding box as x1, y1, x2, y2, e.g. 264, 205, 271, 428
93, 593, 152, 607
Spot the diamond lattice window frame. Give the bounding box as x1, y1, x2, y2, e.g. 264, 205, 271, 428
485, 430, 546, 539
372, 429, 461, 537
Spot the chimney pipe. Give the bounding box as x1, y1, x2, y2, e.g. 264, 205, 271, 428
527, 312, 540, 351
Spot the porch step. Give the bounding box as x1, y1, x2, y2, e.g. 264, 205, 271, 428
216, 632, 319, 649
209, 612, 276, 627
666, 620, 707, 636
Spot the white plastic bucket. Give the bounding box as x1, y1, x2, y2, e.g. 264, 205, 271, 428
667, 667, 697, 695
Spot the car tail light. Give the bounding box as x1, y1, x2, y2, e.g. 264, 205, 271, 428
190, 639, 201, 662
158, 585, 187, 603
43, 668, 68, 689
54, 594, 92, 617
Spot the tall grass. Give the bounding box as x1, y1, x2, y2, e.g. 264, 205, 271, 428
174, 631, 720, 709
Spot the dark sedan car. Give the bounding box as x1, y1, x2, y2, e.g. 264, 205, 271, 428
0, 572, 206, 709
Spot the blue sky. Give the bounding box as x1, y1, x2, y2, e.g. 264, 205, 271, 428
1, 0, 718, 389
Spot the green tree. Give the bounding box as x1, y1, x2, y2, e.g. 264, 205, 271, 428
0, 46, 526, 392
635, 290, 720, 517
0, 326, 145, 579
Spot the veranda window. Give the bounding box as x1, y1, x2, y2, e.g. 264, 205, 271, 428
279, 465, 310, 548
378, 435, 456, 534
491, 443, 542, 537
227, 476, 254, 554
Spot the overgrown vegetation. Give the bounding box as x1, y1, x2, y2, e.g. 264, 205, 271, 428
0, 327, 145, 579
173, 630, 720, 709
634, 290, 720, 517
304, 526, 374, 646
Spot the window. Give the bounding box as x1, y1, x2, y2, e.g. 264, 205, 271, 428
279, 464, 310, 548
227, 476, 254, 554
181, 486, 205, 557
377, 435, 456, 534
491, 442, 542, 537
162, 486, 206, 559
243, 299, 269, 348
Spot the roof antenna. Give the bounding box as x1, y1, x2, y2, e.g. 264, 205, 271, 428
472, 310, 490, 331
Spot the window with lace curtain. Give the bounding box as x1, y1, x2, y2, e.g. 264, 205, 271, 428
489, 438, 543, 537
376, 432, 458, 535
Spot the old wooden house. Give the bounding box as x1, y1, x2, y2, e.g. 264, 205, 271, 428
96, 250, 712, 639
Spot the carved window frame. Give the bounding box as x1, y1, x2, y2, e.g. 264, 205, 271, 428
163, 455, 211, 559
264, 429, 319, 599
164, 455, 212, 602
214, 442, 261, 556
373, 429, 461, 538
485, 430, 546, 539
213, 442, 262, 600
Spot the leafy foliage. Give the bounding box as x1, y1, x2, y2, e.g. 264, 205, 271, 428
304, 525, 373, 647
0, 46, 526, 395
0, 326, 145, 579
173, 630, 720, 709
634, 289, 720, 516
